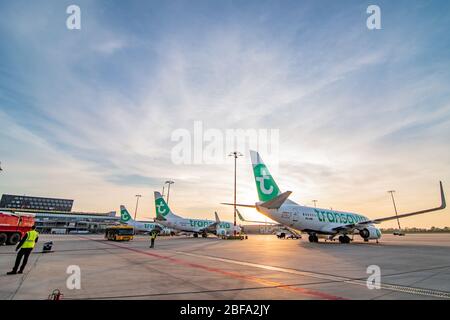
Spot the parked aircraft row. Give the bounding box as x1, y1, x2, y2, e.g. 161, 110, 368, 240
119, 195, 240, 238
120, 150, 446, 244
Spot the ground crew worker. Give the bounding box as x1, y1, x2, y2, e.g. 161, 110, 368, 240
150, 230, 158, 248
7, 225, 39, 275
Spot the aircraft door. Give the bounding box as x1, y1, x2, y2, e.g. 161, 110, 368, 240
292, 212, 299, 226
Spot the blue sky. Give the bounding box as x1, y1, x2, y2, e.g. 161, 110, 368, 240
0, 0, 449, 227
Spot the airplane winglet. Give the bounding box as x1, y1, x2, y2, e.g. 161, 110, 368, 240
214, 211, 221, 223
439, 181, 446, 209
259, 191, 292, 209
236, 208, 280, 225
236, 209, 245, 221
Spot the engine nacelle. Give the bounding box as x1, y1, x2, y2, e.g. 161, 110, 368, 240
359, 226, 382, 240
216, 228, 228, 236
159, 228, 173, 236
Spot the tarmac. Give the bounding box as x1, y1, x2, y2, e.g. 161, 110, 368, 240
1, 233, 450, 300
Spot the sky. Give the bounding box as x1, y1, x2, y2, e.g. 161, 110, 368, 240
0, 0, 449, 228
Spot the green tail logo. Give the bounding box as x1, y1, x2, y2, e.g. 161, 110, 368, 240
155, 197, 170, 217
120, 206, 132, 223
253, 163, 280, 202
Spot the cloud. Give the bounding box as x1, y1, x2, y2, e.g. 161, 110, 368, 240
106, 174, 160, 187
92, 38, 128, 55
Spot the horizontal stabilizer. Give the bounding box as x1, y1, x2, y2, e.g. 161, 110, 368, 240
155, 215, 166, 221
259, 191, 292, 209
221, 203, 256, 208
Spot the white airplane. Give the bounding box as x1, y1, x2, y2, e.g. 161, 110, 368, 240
236, 209, 302, 239
223, 150, 446, 244
153, 192, 240, 237
119, 205, 172, 235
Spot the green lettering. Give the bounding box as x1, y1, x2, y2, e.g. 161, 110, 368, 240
347, 214, 354, 224
333, 213, 341, 223
327, 212, 335, 223
315, 209, 323, 222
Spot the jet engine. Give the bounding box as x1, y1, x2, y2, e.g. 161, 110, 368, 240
216, 228, 228, 236
359, 226, 382, 240
160, 228, 172, 236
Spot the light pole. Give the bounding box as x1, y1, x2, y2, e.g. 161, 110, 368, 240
387, 190, 402, 231
134, 194, 142, 220
165, 180, 174, 205
229, 151, 243, 236
312, 200, 318, 208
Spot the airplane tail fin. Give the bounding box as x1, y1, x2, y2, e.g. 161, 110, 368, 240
154, 191, 180, 221
214, 211, 221, 223
236, 209, 245, 222
120, 205, 134, 223
250, 150, 281, 202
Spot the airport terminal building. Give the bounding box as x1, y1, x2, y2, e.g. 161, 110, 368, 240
0, 194, 119, 234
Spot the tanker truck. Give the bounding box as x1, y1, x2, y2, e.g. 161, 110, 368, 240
0, 211, 35, 245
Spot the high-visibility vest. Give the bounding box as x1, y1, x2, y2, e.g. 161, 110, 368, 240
21, 230, 39, 249
150, 232, 157, 239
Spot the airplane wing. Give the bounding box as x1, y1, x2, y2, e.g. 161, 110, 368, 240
198, 212, 221, 233
333, 181, 446, 232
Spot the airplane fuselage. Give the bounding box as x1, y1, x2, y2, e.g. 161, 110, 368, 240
159, 216, 239, 235
125, 220, 170, 234
256, 202, 378, 237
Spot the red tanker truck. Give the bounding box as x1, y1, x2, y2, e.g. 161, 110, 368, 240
0, 211, 35, 245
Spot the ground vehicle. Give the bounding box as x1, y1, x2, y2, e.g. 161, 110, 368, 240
105, 225, 134, 241
0, 211, 35, 245
276, 230, 301, 239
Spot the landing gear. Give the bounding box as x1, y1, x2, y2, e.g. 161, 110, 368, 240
193, 233, 199, 238
308, 234, 319, 243
201, 233, 208, 238
338, 235, 351, 244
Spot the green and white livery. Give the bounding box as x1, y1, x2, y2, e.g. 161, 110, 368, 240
120, 205, 171, 235
232, 150, 446, 244
154, 192, 239, 238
